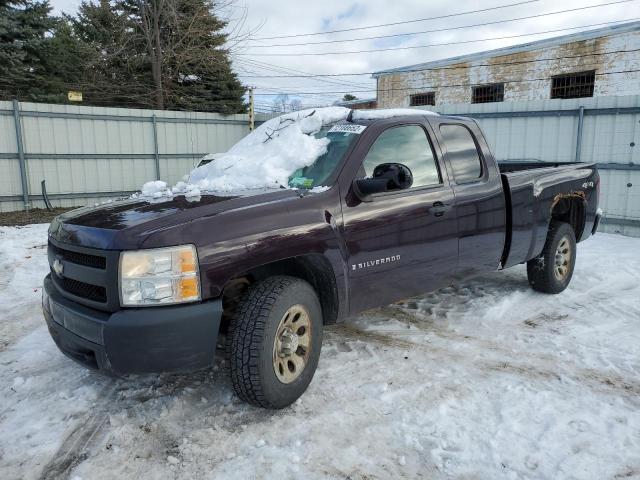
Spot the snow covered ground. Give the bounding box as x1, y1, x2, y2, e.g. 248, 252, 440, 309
1, 224, 639, 480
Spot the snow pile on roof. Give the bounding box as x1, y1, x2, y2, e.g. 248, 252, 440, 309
187, 107, 350, 192
351, 108, 438, 120
136, 107, 439, 199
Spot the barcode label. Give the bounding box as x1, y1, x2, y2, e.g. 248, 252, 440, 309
328, 124, 367, 134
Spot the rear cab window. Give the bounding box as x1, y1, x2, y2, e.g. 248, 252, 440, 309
439, 124, 484, 184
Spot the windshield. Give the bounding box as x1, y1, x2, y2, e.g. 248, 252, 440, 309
288, 125, 360, 189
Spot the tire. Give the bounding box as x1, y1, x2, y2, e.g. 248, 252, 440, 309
527, 221, 577, 294
227, 276, 323, 409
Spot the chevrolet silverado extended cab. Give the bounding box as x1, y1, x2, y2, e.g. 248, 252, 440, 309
43, 109, 601, 409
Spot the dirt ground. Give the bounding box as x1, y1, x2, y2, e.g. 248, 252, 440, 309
0, 208, 72, 227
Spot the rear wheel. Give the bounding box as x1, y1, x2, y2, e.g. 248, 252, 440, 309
527, 221, 576, 294
227, 276, 323, 409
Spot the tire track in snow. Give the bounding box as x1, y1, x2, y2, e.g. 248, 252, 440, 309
39, 412, 110, 480
36, 376, 195, 479
0, 303, 45, 353
36, 364, 230, 479
38, 383, 120, 480
34, 376, 182, 480
0, 249, 17, 290
332, 315, 640, 398
327, 323, 416, 350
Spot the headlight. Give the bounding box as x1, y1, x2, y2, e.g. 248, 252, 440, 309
119, 245, 201, 306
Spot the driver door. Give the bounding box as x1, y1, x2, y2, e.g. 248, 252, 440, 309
341, 122, 458, 313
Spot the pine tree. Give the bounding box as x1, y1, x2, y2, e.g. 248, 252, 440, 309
72, 0, 150, 107
159, 0, 246, 113
73, 0, 246, 113
1, 0, 246, 112
0, 0, 57, 101
40, 17, 96, 103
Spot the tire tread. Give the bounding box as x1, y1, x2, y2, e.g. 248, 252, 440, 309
227, 276, 297, 408
527, 221, 575, 294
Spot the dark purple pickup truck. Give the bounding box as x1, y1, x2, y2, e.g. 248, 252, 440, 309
43, 110, 601, 408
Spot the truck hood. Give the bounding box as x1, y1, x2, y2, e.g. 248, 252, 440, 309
48, 189, 302, 250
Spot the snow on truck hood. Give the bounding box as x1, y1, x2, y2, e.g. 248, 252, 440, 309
137, 107, 438, 199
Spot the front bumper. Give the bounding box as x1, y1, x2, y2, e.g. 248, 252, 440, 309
43, 274, 222, 375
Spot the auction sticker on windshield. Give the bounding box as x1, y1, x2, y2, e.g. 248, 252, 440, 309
328, 124, 367, 134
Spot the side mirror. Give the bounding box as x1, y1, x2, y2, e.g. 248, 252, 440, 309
354, 163, 413, 199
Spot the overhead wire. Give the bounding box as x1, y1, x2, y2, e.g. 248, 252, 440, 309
237, 18, 640, 56
235, 48, 640, 78
236, 57, 371, 89
232, 7, 638, 106
250, 0, 543, 40
243, 53, 636, 96
248, 68, 640, 95
246, 0, 638, 48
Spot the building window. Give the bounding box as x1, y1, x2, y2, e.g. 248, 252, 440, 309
551, 70, 595, 99
409, 92, 435, 106
472, 83, 504, 103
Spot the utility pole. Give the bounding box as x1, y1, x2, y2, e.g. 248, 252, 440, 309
248, 87, 255, 131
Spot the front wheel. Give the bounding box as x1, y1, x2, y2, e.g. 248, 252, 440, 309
527, 221, 577, 294
227, 276, 323, 409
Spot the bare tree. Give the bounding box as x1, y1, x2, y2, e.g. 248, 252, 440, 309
273, 93, 289, 113
135, 0, 165, 108
289, 98, 302, 111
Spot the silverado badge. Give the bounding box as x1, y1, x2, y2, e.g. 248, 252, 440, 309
351, 255, 401, 271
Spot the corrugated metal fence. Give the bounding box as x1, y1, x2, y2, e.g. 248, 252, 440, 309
1, 97, 639, 235
435, 95, 640, 236
0, 100, 270, 212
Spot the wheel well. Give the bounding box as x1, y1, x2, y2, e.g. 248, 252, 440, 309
550, 194, 586, 240
221, 255, 340, 327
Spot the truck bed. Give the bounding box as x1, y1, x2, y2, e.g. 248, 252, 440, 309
498, 160, 578, 173
498, 161, 599, 269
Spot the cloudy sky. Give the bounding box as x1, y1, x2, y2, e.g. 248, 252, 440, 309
48, 0, 636, 110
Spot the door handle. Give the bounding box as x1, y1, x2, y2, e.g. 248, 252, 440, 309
428, 201, 451, 217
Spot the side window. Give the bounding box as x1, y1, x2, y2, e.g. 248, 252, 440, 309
439, 124, 483, 184
362, 125, 441, 189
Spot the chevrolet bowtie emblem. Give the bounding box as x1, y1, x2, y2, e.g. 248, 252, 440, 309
52, 258, 64, 277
